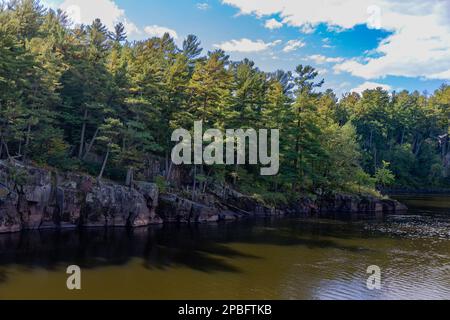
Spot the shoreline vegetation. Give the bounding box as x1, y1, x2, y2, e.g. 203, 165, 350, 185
0, 160, 407, 234
0, 1, 449, 232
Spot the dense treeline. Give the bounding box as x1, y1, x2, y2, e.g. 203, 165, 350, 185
0, 0, 449, 204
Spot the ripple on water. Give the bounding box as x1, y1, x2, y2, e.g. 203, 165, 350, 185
364, 214, 450, 240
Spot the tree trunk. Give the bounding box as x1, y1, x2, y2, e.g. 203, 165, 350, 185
0, 138, 3, 160
18, 139, 22, 157
202, 168, 212, 193
233, 163, 238, 186
2, 140, 12, 162
192, 165, 197, 201
98, 147, 110, 180
374, 147, 378, 171
167, 161, 173, 182
82, 126, 100, 161
125, 167, 134, 187
294, 115, 302, 191
165, 150, 169, 176
414, 139, 423, 157
78, 108, 88, 159
23, 122, 31, 161
199, 165, 205, 194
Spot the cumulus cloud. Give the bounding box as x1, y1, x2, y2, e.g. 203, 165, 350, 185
222, 0, 378, 28
144, 25, 178, 39
430, 69, 450, 80
214, 38, 280, 52
351, 81, 392, 94
196, 3, 211, 10
283, 39, 305, 52
57, 0, 140, 35
307, 54, 344, 64
221, 0, 450, 80
265, 18, 283, 30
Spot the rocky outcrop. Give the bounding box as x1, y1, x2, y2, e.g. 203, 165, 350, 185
0, 161, 161, 233
0, 161, 408, 234
315, 194, 408, 215
157, 194, 220, 223
208, 184, 285, 217
208, 184, 407, 217
156, 186, 408, 224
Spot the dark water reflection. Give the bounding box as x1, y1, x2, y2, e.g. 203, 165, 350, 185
0, 195, 449, 299
0, 219, 370, 274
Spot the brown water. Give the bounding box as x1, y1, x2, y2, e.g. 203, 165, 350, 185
0, 195, 449, 300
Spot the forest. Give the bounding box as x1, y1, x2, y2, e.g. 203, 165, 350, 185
1, 0, 449, 205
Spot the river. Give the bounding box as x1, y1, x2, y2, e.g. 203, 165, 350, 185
0, 195, 449, 300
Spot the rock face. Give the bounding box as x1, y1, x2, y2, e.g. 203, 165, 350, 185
207, 184, 285, 217
0, 161, 161, 233
155, 185, 408, 224
315, 194, 408, 215
157, 194, 219, 223
0, 161, 408, 234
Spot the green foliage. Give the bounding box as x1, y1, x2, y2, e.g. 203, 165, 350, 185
1, 0, 449, 198
8, 166, 27, 191
375, 161, 395, 188
155, 175, 168, 193
342, 86, 450, 189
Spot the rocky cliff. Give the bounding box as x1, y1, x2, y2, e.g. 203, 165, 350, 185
0, 161, 407, 233
0, 161, 161, 233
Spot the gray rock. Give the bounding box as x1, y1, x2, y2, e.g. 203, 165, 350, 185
157, 194, 219, 223
0, 162, 163, 233
0, 161, 409, 234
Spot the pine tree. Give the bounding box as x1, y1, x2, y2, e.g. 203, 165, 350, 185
286, 65, 326, 191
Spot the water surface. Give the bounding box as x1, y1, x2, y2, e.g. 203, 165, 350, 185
0, 195, 449, 300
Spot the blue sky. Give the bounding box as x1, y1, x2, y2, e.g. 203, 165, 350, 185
42, 0, 450, 96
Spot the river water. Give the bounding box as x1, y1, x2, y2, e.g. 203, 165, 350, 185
0, 195, 449, 300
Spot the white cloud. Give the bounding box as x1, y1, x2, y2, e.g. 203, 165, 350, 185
222, 0, 379, 29
322, 38, 334, 48
196, 3, 211, 10
300, 23, 315, 34
430, 69, 450, 80
351, 81, 392, 94
265, 18, 283, 30
283, 39, 305, 52
144, 25, 178, 39
214, 38, 280, 52
222, 0, 450, 80
317, 68, 328, 76
307, 54, 344, 64
57, 0, 140, 35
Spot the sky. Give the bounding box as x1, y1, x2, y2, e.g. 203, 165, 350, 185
41, 0, 450, 96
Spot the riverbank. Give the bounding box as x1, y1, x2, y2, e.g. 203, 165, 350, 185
386, 188, 450, 195
0, 161, 407, 234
